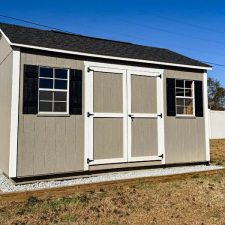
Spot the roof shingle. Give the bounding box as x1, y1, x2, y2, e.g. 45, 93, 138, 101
0, 22, 211, 68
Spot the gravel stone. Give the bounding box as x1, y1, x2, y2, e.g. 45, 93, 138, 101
0, 165, 223, 193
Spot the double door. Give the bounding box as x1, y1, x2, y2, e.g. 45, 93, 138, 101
85, 64, 164, 166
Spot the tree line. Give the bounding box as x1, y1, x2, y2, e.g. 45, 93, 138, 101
208, 77, 225, 110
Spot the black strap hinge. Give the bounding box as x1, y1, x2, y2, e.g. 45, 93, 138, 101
158, 154, 164, 159
87, 112, 94, 117
87, 67, 94, 72
87, 158, 94, 164
158, 113, 162, 118
158, 74, 162, 79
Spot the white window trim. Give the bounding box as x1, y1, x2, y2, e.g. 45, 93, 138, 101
175, 79, 195, 117
37, 66, 70, 115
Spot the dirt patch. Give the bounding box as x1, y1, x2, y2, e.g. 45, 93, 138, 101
0, 140, 225, 225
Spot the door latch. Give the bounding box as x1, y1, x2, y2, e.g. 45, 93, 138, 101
87, 158, 94, 164
87, 112, 94, 117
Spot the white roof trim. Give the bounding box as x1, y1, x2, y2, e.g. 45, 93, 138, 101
0, 29, 212, 70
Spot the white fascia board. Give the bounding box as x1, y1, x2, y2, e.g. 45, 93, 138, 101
0, 29, 212, 71
9, 49, 20, 178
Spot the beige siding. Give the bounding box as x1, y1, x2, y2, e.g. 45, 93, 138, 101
131, 75, 157, 113
17, 52, 85, 177
93, 71, 123, 113
94, 118, 123, 159
17, 51, 207, 176
0, 36, 13, 176
164, 69, 206, 163
132, 118, 158, 157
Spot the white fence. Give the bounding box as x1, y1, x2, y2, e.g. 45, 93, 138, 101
209, 110, 225, 139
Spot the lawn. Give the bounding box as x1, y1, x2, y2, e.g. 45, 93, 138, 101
0, 140, 225, 225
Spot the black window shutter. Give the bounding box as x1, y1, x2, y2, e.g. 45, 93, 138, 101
23, 65, 39, 114
69, 69, 82, 115
166, 78, 176, 116
194, 80, 204, 117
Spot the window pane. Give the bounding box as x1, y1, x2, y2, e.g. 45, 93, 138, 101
55, 69, 68, 79
176, 106, 185, 114
39, 91, 53, 101
40, 67, 53, 78
176, 88, 185, 96
185, 99, 193, 107
55, 79, 67, 89
39, 101, 52, 112
185, 89, 192, 97
39, 78, 53, 89
176, 98, 185, 106
176, 80, 184, 88
184, 107, 193, 115
185, 80, 193, 89
54, 92, 67, 101
54, 102, 67, 112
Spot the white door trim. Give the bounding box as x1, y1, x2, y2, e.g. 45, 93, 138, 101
9, 49, 20, 178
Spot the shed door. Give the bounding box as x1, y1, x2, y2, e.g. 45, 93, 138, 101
86, 67, 127, 165
127, 71, 164, 162
86, 66, 164, 166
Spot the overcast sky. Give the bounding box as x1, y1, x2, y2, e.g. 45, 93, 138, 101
1, 0, 225, 85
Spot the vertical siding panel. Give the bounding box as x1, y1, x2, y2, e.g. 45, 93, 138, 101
0, 37, 13, 176
74, 116, 84, 170
45, 117, 56, 173
164, 69, 206, 164
55, 118, 67, 172
33, 117, 46, 175
17, 53, 85, 177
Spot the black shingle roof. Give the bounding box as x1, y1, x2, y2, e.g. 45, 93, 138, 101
0, 22, 211, 68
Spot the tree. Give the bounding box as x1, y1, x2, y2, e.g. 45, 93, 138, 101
208, 76, 225, 110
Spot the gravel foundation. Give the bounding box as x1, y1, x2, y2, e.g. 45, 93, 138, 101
0, 165, 224, 193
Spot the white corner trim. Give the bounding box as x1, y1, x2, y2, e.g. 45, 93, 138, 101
0, 29, 212, 71
203, 72, 210, 161
9, 49, 20, 178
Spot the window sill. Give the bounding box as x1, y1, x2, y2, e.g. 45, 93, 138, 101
37, 114, 70, 117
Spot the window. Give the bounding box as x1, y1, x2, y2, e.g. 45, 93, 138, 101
176, 79, 195, 115
38, 67, 69, 114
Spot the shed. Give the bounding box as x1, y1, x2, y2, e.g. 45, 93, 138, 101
0, 22, 212, 179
